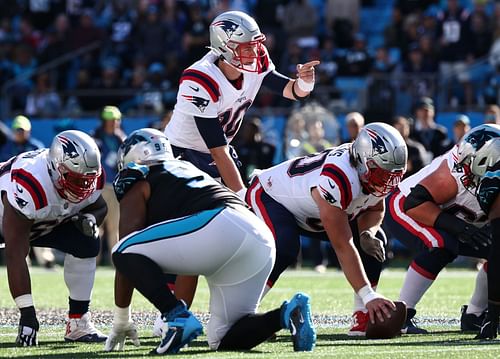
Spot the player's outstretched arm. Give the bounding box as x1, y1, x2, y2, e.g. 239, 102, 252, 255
283, 60, 320, 100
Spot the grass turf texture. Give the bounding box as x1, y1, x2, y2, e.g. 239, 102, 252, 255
1, 267, 500, 358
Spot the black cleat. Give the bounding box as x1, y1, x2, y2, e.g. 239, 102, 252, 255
401, 308, 428, 334
460, 305, 486, 333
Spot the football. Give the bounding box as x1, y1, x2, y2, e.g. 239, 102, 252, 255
365, 301, 407, 339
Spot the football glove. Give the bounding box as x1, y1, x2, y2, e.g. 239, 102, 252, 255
104, 321, 140, 351
359, 230, 386, 262
435, 212, 491, 250
71, 213, 99, 239
16, 325, 38, 347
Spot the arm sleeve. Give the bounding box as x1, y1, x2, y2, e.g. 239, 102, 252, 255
261, 70, 291, 94
194, 116, 227, 149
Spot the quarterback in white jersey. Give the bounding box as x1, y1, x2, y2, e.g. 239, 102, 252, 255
246, 123, 407, 330
384, 124, 500, 335
165, 10, 319, 196
1, 130, 108, 346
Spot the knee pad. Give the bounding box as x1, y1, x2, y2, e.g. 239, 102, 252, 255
414, 248, 456, 276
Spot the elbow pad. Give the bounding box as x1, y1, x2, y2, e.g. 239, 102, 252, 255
403, 184, 435, 212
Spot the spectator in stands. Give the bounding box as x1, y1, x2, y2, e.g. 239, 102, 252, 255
384, 6, 406, 52
0, 115, 43, 161
234, 117, 276, 182
325, 0, 359, 48
410, 97, 451, 158
282, 0, 318, 47
91, 106, 126, 264
393, 116, 429, 178
103, 1, 135, 69
135, 5, 171, 64
436, 0, 473, 106
25, 72, 62, 117
285, 112, 308, 159
337, 33, 373, 76
182, 3, 210, 68
452, 114, 471, 143
344, 111, 364, 142
484, 104, 500, 124
300, 118, 332, 156
10, 44, 37, 110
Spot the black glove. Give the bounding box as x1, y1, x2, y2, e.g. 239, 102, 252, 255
475, 304, 500, 340
71, 213, 99, 239
359, 230, 386, 262
113, 165, 149, 201
17, 307, 39, 346
434, 212, 492, 250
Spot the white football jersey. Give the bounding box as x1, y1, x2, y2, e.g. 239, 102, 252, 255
165, 51, 275, 153
0, 149, 104, 240
256, 144, 382, 232
398, 146, 487, 225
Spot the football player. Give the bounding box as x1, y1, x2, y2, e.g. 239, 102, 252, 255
165, 10, 319, 196
1, 130, 107, 346
244, 123, 407, 333
383, 124, 499, 334
104, 129, 316, 354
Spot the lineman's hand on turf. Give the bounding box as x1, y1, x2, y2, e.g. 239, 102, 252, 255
104, 321, 140, 351
366, 297, 396, 324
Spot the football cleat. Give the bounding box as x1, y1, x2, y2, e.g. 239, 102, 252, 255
401, 308, 428, 334
460, 305, 486, 333
348, 311, 368, 336
281, 292, 316, 351
64, 312, 107, 342
154, 302, 203, 354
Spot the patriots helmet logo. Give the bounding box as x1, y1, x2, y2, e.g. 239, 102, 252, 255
366, 127, 388, 154
182, 95, 209, 113
58, 135, 80, 160
212, 20, 239, 40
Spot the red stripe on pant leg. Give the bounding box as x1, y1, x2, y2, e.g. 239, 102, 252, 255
410, 261, 437, 280
483, 261, 488, 273
254, 186, 277, 240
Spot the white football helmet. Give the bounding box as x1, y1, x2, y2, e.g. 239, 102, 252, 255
48, 130, 101, 203
117, 128, 173, 171
351, 122, 408, 196
209, 11, 266, 73
457, 124, 500, 189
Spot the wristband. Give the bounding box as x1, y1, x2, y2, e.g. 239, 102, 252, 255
357, 284, 383, 306
297, 77, 314, 92
113, 305, 131, 327
15, 294, 34, 309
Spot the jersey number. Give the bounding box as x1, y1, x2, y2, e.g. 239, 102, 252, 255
287, 150, 330, 177
219, 100, 252, 139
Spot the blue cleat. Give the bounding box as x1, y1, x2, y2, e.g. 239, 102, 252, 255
154, 302, 203, 354
281, 292, 316, 351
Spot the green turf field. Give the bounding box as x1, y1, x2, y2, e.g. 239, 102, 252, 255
1, 267, 500, 358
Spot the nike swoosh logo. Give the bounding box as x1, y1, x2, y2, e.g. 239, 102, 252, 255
328, 180, 335, 189
480, 321, 491, 332
159, 330, 177, 352
290, 320, 297, 336
189, 86, 200, 92
16, 184, 23, 193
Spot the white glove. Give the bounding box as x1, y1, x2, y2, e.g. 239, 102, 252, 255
359, 230, 386, 262
104, 306, 140, 351
104, 321, 140, 351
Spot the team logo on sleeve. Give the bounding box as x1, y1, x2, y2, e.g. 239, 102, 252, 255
212, 20, 239, 39
182, 95, 209, 113
319, 185, 337, 205
14, 194, 28, 208
366, 128, 388, 154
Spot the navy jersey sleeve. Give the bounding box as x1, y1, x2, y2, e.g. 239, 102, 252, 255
262, 70, 290, 94
194, 116, 227, 149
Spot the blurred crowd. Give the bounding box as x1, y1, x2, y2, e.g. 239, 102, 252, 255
1, 0, 500, 118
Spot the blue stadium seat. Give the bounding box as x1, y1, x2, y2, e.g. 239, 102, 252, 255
335, 77, 368, 109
